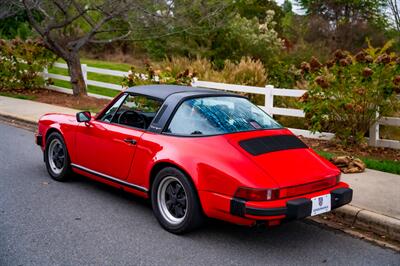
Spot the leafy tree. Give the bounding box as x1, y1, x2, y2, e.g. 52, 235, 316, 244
212, 11, 283, 63
0, 12, 32, 39
298, 0, 387, 23
235, 0, 284, 34
282, 0, 293, 14
1, 0, 228, 96
142, 0, 236, 62
142, 2, 284, 69
297, 0, 389, 51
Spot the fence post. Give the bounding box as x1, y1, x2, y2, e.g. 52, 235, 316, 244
265, 85, 274, 116
43, 67, 48, 80
368, 111, 379, 146
81, 64, 88, 88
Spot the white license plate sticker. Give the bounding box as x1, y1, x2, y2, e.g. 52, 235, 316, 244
311, 194, 331, 216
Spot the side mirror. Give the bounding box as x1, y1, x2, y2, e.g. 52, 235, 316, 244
76, 111, 91, 123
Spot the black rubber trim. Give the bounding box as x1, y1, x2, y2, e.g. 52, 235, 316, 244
153, 104, 167, 124
230, 188, 353, 219
239, 134, 308, 156
331, 188, 353, 208
230, 198, 246, 217
246, 206, 286, 216
36, 134, 43, 146
286, 198, 312, 220
71, 164, 148, 193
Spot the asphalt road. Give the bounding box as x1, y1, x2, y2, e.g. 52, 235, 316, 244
0, 122, 399, 266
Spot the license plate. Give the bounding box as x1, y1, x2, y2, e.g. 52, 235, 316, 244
311, 194, 331, 216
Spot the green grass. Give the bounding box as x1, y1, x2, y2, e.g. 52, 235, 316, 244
80, 58, 132, 71
0, 91, 36, 100
52, 80, 119, 98
48, 58, 127, 97
49, 63, 124, 84
56, 58, 132, 71
316, 150, 400, 175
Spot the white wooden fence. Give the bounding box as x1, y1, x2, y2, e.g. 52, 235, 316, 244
44, 62, 125, 99
43, 63, 400, 149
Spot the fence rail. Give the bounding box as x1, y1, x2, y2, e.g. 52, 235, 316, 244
49, 63, 126, 91
42, 63, 400, 149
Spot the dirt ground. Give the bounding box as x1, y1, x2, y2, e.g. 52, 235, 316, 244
300, 137, 399, 161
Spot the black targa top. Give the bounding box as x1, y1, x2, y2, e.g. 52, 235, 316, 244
126, 84, 233, 100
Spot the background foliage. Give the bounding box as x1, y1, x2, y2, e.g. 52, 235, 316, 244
0, 38, 55, 90
0, 0, 399, 145
301, 42, 400, 144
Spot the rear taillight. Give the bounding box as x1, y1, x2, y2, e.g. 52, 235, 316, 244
234, 174, 340, 201
279, 175, 340, 199
234, 187, 279, 201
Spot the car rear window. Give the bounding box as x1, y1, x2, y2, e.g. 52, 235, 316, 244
165, 96, 281, 136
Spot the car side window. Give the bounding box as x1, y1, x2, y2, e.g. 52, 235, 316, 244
100, 94, 127, 123
112, 94, 163, 129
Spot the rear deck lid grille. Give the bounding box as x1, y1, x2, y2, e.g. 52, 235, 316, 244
239, 134, 308, 156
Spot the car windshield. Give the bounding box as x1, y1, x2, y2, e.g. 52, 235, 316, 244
165, 96, 282, 136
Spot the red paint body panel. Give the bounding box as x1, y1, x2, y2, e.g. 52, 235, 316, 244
74, 120, 144, 180
37, 106, 349, 226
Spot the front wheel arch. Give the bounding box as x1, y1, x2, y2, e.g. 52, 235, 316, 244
45, 127, 62, 144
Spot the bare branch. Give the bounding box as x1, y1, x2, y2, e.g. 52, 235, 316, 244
387, 0, 400, 31
0, 0, 24, 19
22, 0, 68, 58
44, 6, 88, 35
53, 0, 69, 15
89, 30, 132, 43
71, 0, 96, 28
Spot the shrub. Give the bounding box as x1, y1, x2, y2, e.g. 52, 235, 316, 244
301, 41, 400, 144
157, 57, 216, 80
207, 10, 284, 65
121, 61, 195, 88
221, 57, 267, 87
0, 38, 55, 90
123, 56, 268, 89
161, 56, 267, 86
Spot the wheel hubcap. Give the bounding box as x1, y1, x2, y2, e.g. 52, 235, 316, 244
48, 138, 65, 175
157, 176, 187, 225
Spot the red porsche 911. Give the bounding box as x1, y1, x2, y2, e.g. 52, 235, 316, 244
36, 85, 352, 234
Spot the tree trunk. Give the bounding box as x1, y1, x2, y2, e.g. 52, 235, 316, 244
65, 53, 87, 96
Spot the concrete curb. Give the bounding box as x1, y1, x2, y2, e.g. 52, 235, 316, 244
0, 113, 37, 126
333, 205, 400, 241
0, 111, 37, 124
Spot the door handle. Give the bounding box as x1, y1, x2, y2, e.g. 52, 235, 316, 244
123, 138, 137, 145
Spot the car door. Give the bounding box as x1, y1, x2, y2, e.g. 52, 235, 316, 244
74, 93, 162, 181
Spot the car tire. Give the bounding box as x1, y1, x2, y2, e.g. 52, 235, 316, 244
151, 167, 204, 234
44, 132, 72, 182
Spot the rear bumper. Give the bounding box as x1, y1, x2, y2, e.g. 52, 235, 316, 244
230, 187, 353, 220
